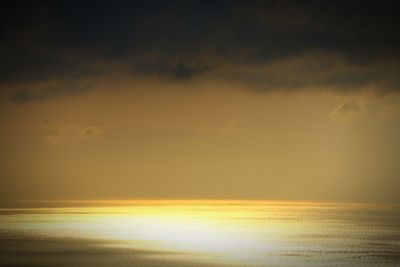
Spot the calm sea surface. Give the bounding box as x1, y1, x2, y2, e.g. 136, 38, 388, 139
0, 200, 399, 267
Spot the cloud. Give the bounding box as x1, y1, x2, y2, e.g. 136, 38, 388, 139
1, 0, 400, 102
336, 99, 360, 114
47, 125, 103, 145
329, 99, 365, 123
132, 60, 212, 81
79, 127, 103, 138
10, 81, 93, 103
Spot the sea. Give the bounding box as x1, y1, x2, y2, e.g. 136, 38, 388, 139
0, 200, 399, 267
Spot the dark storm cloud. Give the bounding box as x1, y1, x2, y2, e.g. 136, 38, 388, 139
1, 0, 400, 101
133, 60, 213, 80
10, 82, 92, 103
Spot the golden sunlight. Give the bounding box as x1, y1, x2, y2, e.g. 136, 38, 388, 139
1, 200, 398, 267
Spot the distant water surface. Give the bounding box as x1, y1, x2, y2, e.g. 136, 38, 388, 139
0, 200, 399, 267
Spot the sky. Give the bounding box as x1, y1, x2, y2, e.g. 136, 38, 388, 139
1, 0, 400, 203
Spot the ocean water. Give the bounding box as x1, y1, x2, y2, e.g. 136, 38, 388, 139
0, 200, 399, 267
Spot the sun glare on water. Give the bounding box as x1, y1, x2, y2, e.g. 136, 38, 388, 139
1, 200, 399, 267
75, 201, 276, 264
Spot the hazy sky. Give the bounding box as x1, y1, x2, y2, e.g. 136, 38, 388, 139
1, 1, 400, 202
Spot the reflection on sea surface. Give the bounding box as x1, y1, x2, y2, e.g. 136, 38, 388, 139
0, 200, 399, 266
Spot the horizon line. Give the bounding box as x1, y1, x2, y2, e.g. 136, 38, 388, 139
0, 198, 399, 206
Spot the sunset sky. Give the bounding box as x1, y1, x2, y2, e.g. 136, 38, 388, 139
1, 0, 400, 203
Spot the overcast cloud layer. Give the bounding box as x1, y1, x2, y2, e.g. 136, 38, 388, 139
1, 0, 400, 102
